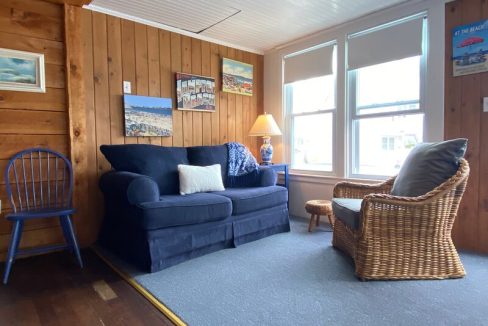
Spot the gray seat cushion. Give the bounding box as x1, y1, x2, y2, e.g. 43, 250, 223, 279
391, 138, 467, 197
212, 186, 288, 215
136, 193, 232, 230
332, 198, 363, 230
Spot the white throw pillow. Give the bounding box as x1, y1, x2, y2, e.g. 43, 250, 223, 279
178, 164, 225, 195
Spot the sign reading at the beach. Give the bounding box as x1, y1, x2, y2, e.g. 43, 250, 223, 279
222, 58, 253, 96
124, 95, 173, 137
453, 20, 488, 77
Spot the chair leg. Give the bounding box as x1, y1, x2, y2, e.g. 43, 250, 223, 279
60, 215, 83, 268
316, 215, 320, 227
3, 220, 23, 284
327, 214, 335, 229
308, 215, 315, 232
60, 216, 73, 253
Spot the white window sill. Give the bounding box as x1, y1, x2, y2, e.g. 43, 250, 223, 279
278, 171, 383, 185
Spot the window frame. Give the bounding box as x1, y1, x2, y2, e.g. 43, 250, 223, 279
284, 42, 338, 176
346, 16, 428, 180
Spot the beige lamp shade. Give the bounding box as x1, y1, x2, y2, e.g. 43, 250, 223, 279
249, 113, 282, 137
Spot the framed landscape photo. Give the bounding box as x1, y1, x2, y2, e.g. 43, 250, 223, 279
0, 48, 45, 93
176, 72, 215, 112
124, 94, 173, 137
222, 58, 253, 96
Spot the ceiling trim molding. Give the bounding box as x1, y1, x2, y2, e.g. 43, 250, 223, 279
84, 4, 264, 55
45, 0, 92, 6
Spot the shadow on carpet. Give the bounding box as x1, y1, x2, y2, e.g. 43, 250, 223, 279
96, 217, 488, 326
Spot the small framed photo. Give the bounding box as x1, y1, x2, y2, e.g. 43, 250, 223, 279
222, 58, 253, 96
0, 48, 45, 93
176, 72, 216, 112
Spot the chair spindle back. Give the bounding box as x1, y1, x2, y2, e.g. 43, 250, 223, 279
4, 148, 73, 213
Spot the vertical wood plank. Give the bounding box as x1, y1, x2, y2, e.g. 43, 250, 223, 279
227, 47, 236, 142
478, 0, 488, 253
456, 0, 481, 251
147, 26, 162, 145
120, 19, 138, 145
256, 54, 264, 157
235, 50, 244, 145
107, 15, 124, 145
80, 8, 99, 247
219, 46, 228, 143
134, 23, 150, 144
191, 38, 203, 146
445, 1, 463, 242
170, 33, 183, 147
92, 12, 111, 175
201, 41, 212, 145
65, 4, 90, 245
242, 51, 251, 150
181, 36, 193, 147
250, 53, 259, 156
159, 29, 173, 147
210, 43, 220, 145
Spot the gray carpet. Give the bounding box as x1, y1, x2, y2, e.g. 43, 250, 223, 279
103, 218, 488, 326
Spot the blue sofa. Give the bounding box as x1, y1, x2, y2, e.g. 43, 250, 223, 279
98, 144, 290, 272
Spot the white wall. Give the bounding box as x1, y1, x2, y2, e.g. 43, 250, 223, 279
267, 0, 446, 218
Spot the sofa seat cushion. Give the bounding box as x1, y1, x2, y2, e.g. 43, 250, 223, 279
212, 186, 288, 215
332, 198, 363, 230
136, 193, 232, 230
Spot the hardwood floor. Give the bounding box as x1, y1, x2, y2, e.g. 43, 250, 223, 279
0, 249, 174, 325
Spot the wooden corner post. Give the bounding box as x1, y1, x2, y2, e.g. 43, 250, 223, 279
64, 4, 91, 246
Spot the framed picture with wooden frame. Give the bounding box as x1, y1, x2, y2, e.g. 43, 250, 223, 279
222, 58, 253, 96
0, 48, 45, 93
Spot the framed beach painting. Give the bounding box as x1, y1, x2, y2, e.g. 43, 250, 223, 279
222, 58, 253, 96
0, 48, 45, 93
124, 94, 173, 137
176, 72, 215, 112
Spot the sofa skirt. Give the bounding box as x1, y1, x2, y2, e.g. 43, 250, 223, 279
99, 204, 290, 273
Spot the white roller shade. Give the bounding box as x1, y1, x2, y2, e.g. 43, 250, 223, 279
347, 17, 424, 70
284, 44, 335, 84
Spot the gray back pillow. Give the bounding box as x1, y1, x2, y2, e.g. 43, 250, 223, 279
390, 138, 467, 197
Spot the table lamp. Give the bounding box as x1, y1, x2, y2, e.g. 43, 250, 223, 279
249, 113, 282, 165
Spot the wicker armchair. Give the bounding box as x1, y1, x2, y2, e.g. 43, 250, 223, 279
332, 158, 470, 280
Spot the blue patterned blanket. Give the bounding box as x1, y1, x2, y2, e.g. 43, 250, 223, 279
226, 142, 259, 177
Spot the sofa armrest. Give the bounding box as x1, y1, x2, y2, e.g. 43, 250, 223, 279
99, 171, 160, 205
258, 167, 277, 187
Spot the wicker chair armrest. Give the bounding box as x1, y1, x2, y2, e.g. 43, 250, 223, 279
333, 177, 396, 199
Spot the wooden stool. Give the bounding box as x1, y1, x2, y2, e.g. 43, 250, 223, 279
305, 200, 334, 232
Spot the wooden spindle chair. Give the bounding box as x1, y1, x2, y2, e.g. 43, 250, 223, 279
3, 148, 83, 284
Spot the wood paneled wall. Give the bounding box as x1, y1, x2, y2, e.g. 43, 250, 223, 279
80, 10, 263, 242
445, 0, 488, 254
0, 1, 263, 261
0, 0, 69, 259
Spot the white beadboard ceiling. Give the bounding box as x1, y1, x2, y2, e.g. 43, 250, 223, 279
87, 0, 411, 54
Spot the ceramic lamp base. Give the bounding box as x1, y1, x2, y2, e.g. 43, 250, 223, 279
260, 136, 273, 165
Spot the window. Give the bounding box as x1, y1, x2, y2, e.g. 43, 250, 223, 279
284, 44, 336, 172
381, 136, 396, 151
347, 16, 426, 178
